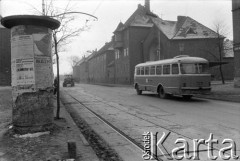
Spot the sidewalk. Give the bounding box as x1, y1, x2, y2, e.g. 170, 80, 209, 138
196, 81, 240, 102
0, 87, 99, 161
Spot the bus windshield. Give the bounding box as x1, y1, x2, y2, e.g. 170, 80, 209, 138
180, 63, 209, 74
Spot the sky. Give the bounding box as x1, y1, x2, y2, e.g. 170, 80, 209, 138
1, 0, 233, 75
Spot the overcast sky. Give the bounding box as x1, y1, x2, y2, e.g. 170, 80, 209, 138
1, 0, 232, 75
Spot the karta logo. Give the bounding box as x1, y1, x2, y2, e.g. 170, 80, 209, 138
142, 132, 239, 160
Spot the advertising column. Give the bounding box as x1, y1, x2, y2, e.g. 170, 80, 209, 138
1, 15, 60, 134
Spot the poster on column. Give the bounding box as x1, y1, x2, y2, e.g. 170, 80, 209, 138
12, 58, 36, 101
32, 28, 53, 89
35, 57, 53, 89
11, 34, 34, 60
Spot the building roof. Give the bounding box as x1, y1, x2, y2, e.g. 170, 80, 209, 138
151, 16, 220, 40
97, 41, 114, 55
75, 57, 86, 66
151, 18, 176, 39
113, 22, 124, 33
123, 4, 157, 29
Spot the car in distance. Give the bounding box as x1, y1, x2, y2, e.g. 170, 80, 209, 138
63, 75, 74, 87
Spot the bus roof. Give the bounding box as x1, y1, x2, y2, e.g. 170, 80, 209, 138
135, 56, 208, 67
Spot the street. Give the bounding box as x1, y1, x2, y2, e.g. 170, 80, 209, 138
62, 83, 240, 160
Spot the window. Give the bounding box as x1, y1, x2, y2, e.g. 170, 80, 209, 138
172, 64, 179, 74
156, 65, 162, 75
145, 66, 149, 75
150, 66, 155, 75
179, 43, 184, 52
186, 27, 196, 34
136, 68, 140, 75
140, 67, 144, 75
198, 63, 209, 74
180, 63, 198, 74
163, 64, 170, 74
115, 50, 120, 59
123, 48, 129, 57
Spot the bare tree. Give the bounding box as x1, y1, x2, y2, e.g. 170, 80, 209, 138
68, 55, 81, 69
30, 0, 97, 119
212, 19, 230, 84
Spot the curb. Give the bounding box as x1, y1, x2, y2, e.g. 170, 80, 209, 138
59, 102, 90, 146
195, 94, 240, 103
57, 97, 100, 161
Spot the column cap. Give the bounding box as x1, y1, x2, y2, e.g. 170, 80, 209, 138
1, 15, 60, 30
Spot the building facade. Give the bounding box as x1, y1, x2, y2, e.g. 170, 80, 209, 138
232, 0, 240, 87
75, 0, 233, 85
0, 22, 11, 86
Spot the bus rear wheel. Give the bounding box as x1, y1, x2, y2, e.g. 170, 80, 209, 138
136, 85, 142, 95
158, 86, 166, 99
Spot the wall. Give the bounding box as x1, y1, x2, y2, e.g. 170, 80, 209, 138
128, 26, 151, 84
0, 28, 11, 86
232, 0, 240, 86
73, 65, 80, 82
106, 50, 115, 83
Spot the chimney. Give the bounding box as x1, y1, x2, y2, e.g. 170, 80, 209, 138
145, 0, 150, 12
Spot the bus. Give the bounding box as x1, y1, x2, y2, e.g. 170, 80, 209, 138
134, 55, 211, 99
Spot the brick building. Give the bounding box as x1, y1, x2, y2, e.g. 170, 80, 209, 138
232, 0, 240, 87
76, 0, 233, 85
0, 17, 11, 86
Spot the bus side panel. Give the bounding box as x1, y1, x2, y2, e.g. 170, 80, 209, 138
161, 76, 181, 95
149, 75, 181, 94
135, 76, 146, 91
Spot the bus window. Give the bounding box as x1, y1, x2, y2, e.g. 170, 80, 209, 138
150, 66, 155, 75
172, 64, 179, 74
199, 63, 209, 74
156, 65, 162, 75
145, 66, 149, 75
180, 63, 198, 74
140, 67, 144, 75
136, 68, 140, 75
163, 64, 170, 75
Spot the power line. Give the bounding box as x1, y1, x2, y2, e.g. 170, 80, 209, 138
92, 0, 104, 15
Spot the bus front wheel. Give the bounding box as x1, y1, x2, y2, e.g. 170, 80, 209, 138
136, 85, 142, 95
158, 86, 166, 99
